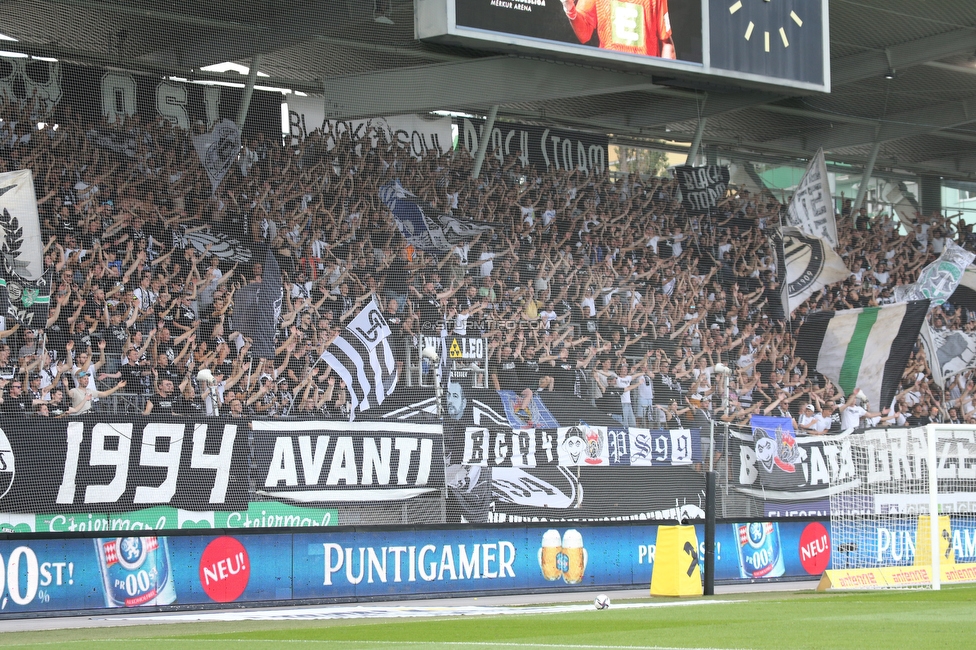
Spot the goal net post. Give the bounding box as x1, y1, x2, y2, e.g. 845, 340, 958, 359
826, 424, 976, 590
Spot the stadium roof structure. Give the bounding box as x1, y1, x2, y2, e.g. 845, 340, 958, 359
3, 0, 976, 179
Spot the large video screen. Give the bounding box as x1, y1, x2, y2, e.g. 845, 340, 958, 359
455, 0, 702, 63
416, 0, 829, 92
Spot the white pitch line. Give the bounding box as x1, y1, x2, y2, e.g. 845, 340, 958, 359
1, 641, 748, 650
105, 599, 742, 624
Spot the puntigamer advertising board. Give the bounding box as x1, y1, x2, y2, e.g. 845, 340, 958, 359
0, 520, 833, 614
416, 0, 829, 91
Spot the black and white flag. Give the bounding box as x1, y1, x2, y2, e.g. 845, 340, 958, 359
0, 170, 51, 328
319, 298, 399, 419
779, 226, 849, 314
673, 165, 730, 215
379, 181, 493, 253
191, 118, 241, 195
919, 320, 976, 389
785, 149, 837, 249
949, 266, 976, 312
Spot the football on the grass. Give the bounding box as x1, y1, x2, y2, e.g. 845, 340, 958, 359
594, 594, 610, 609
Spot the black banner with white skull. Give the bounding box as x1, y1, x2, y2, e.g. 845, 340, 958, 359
435, 387, 706, 524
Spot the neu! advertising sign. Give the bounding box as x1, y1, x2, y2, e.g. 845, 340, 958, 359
0, 520, 845, 614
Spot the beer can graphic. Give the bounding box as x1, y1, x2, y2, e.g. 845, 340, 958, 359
734, 522, 785, 579
95, 536, 177, 607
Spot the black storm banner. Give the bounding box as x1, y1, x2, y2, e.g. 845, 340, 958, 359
459, 118, 609, 175
674, 165, 730, 215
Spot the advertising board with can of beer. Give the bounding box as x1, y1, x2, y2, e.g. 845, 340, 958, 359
94, 536, 176, 607
734, 522, 786, 579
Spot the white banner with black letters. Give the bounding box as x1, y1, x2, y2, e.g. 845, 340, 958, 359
459, 426, 701, 467
286, 95, 452, 158
251, 420, 444, 503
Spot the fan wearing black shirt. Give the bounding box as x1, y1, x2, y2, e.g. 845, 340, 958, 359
143, 378, 181, 417
0, 379, 29, 416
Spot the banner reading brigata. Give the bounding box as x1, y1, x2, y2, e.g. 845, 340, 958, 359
729, 424, 976, 515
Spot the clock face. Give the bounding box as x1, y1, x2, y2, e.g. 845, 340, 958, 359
728, 0, 804, 53
708, 0, 824, 85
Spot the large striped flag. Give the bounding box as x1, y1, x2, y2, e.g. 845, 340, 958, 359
795, 301, 929, 409
319, 298, 399, 419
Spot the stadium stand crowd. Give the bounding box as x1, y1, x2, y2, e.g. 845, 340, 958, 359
0, 101, 969, 432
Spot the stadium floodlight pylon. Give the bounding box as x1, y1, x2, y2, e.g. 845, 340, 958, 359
828, 424, 976, 590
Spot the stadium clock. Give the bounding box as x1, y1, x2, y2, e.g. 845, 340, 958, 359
728, 0, 804, 54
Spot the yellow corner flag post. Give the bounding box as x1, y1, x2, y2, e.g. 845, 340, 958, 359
650, 525, 703, 597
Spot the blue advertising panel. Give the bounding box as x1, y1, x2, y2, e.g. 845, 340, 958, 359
0, 519, 836, 615
830, 516, 976, 569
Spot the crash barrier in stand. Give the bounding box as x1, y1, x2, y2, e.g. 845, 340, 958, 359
0, 519, 832, 615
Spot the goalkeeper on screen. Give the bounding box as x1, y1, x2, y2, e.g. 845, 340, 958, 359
559, 0, 676, 59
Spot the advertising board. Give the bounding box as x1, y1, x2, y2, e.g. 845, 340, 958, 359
0, 519, 835, 614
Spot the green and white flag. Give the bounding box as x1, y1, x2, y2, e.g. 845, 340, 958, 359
795, 301, 929, 408
894, 240, 975, 307
0, 169, 50, 328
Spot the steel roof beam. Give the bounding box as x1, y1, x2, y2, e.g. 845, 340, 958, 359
319, 57, 658, 120
764, 95, 976, 152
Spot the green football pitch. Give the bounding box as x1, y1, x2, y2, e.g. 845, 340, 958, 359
3, 586, 975, 649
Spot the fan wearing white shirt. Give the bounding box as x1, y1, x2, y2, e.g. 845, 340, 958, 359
839, 388, 883, 430
797, 403, 826, 435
